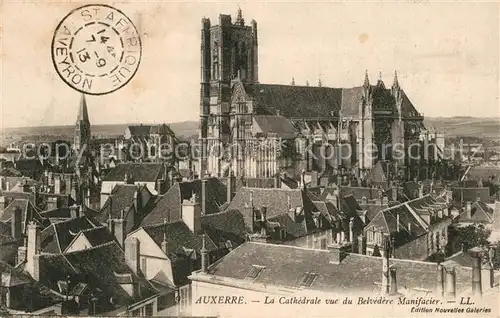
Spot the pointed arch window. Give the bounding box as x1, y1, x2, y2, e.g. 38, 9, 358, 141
212, 41, 219, 80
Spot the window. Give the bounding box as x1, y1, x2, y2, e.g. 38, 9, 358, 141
179, 286, 190, 311
367, 230, 374, 243
299, 272, 318, 288
246, 265, 265, 279
279, 229, 286, 239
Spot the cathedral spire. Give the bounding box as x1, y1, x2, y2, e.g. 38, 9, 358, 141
318, 77, 322, 87
77, 94, 90, 123
363, 70, 370, 87
392, 70, 400, 89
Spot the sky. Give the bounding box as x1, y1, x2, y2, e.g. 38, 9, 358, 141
1, 1, 499, 129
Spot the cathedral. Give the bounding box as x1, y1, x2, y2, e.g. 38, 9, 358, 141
198, 10, 433, 180
74, 94, 91, 152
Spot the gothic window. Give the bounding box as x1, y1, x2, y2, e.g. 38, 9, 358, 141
212, 41, 219, 80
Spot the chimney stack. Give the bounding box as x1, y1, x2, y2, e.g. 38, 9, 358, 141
274, 173, 281, 189
201, 234, 208, 273
181, 191, 202, 233
69, 204, 80, 219
396, 214, 400, 232
357, 234, 367, 255
84, 188, 90, 207
381, 235, 391, 295
26, 222, 41, 281
349, 218, 354, 242
0, 196, 5, 211
466, 201, 472, 219
5, 181, 9, 191
11, 207, 22, 239
301, 169, 306, 190
328, 243, 347, 264
201, 179, 207, 215
124, 237, 141, 275
161, 219, 168, 255
437, 264, 445, 297
227, 171, 234, 203
470, 249, 483, 296
389, 267, 398, 294
54, 175, 61, 194
114, 210, 127, 247
444, 267, 456, 298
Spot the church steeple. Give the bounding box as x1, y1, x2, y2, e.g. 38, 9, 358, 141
363, 70, 370, 87
77, 94, 90, 123
74, 94, 91, 151
236, 7, 244, 26
392, 70, 400, 89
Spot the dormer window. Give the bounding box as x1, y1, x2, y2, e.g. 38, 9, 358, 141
299, 272, 317, 288
246, 265, 265, 280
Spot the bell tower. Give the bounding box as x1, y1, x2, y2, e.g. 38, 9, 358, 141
74, 93, 91, 152
199, 9, 258, 177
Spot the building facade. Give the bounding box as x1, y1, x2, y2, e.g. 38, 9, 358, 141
198, 10, 428, 180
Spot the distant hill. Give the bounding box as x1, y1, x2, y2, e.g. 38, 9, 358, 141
423, 117, 500, 140
1, 117, 498, 147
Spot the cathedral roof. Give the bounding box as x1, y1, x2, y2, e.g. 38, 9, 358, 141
242, 82, 420, 120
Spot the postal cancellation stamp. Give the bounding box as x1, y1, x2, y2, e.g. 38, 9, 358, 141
51, 4, 142, 95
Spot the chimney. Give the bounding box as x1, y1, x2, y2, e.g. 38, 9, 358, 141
5, 181, 9, 191
71, 179, 78, 202
161, 219, 168, 255
471, 249, 482, 296
381, 235, 391, 295
348, 217, 354, 242
54, 175, 61, 194
444, 267, 457, 298
274, 173, 280, 189
114, 210, 127, 247
407, 222, 412, 233
418, 183, 424, 198
0, 196, 5, 211
17, 244, 27, 265
26, 222, 41, 281
260, 207, 267, 236
11, 207, 22, 239
311, 171, 319, 188
466, 201, 472, 219
22, 180, 30, 193
181, 192, 202, 233
396, 214, 400, 232
301, 169, 306, 189
88, 295, 98, 316
65, 177, 71, 195
437, 264, 445, 296
69, 204, 80, 219
125, 237, 141, 275
391, 186, 398, 201
133, 191, 140, 214
84, 188, 90, 207
201, 233, 209, 273
361, 196, 367, 205
201, 179, 207, 215
227, 172, 234, 203
46, 197, 58, 211
382, 196, 388, 206
328, 243, 347, 265
389, 266, 398, 294
357, 234, 367, 255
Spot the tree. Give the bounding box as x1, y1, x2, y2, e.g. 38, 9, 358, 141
447, 224, 491, 255
489, 241, 500, 270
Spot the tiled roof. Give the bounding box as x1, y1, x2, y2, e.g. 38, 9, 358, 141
0, 261, 63, 312
0, 198, 46, 229
143, 221, 218, 254
252, 115, 298, 139
40, 241, 158, 307
0, 190, 35, 204
203, 242, 476, 294
341, 87, 364, 117
102, 163, 164, 182
456, 200, 494, 224
340, 186, 383, 200
244, 83, 342, 119
445, 250, 493, 270
127, 125, 153, 136
201, 209, 248, 246
81, 226, 117, 246
141, 178, 227, 227
97, 184, 139, 223
40, 216, 96, 253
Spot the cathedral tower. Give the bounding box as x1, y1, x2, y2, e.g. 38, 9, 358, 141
199, 9, 258, 177
74, 94, 91, 152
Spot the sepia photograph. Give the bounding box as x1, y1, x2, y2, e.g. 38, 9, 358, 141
0, 1, 499, 317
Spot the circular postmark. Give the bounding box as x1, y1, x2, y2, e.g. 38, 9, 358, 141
51, 4, 142, 95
